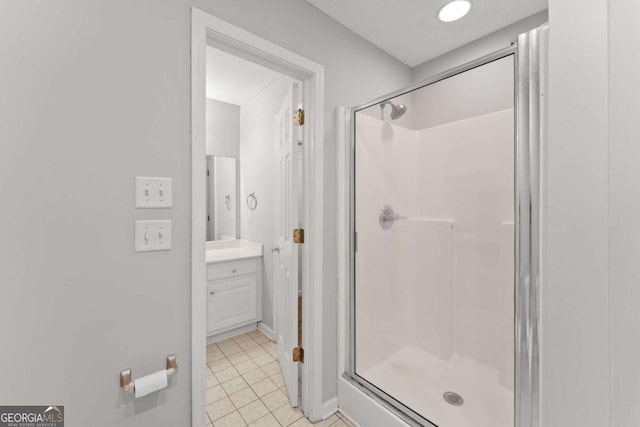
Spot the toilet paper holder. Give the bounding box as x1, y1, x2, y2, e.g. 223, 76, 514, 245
120, 354, 177, 392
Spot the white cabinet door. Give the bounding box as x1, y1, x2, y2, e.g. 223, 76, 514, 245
208, 276, 257, 334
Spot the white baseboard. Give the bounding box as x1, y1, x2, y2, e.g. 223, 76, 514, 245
318, 396, 338, 422
257, 322, 274, 341
207, 323, 257, 345
338, 409, 362, 427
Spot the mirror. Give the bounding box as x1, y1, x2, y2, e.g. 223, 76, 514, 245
207, 155, 237, 240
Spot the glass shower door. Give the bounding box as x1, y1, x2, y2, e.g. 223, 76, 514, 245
352, 54, 515, 427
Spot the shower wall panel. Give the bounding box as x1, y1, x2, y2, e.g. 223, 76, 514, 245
354, 104, 514, 426
414, 109, 514, 373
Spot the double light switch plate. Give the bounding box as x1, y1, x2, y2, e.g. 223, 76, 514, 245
135, 177, 172, 252
134, 220, 172, 252
135, 177, 172, 208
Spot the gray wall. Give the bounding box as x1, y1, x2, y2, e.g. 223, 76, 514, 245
0, 0, 411, 425
543, 0, 610, 425
610, 1, 640, 424
206, 98, 240, 158
0, 1, 192, 426
412, 10, 548, 82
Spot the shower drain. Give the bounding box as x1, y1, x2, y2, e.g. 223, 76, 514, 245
443, 391, 464, 406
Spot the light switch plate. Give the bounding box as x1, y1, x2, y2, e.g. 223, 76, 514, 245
134, 220, 172, 252
135, 177, 172, 208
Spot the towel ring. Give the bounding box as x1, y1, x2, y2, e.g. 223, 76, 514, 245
247, 193, 258, 210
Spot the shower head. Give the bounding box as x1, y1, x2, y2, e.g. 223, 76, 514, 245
380, 101, 407, 120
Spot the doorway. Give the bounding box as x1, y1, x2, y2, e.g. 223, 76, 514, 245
191, 9, 326, 427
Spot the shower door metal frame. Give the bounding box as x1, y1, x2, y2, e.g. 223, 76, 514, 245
345, 43, 541, 427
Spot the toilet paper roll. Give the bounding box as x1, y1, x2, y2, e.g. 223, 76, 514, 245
134, 369, 168, 398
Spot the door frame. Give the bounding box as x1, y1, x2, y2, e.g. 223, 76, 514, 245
191, 8, 325, 426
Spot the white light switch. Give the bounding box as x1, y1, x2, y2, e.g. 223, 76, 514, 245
135, 220, 172, 252
136, 177, 172, 208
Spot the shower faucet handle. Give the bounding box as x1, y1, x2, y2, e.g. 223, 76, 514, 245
378, 205, 405, 229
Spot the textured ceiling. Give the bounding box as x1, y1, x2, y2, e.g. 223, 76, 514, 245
304, 0, 547, 66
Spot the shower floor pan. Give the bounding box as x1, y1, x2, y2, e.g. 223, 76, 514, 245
360, 347, 513, 427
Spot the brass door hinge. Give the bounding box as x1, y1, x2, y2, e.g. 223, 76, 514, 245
294, 295, 303, 363
293, 228, 304, 244
293, 108, 305, 126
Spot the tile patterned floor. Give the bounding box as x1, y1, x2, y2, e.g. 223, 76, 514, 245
206, 330, 355, 427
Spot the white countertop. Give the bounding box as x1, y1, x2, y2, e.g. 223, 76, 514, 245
206, 239, 263, 264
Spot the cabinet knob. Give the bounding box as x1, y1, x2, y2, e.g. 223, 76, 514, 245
231, 268, 237, 273
209, 290, 215, 296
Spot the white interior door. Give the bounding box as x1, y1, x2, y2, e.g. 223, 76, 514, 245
274, 83, 300, 406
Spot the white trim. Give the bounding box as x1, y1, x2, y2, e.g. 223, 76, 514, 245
319, 396, 339, 421
191, 8, 325, 425
206, 323, 258, 345
257, 322, 275, 341
336, 107, 350, 377
191, 10, 207, 427
272, 112, 279, 343
338, 409, 363, 427
300, 44, 326, 424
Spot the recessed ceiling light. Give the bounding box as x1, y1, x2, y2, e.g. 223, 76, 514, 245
438, 0, 471, 22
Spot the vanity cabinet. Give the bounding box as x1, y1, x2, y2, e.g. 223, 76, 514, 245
207, 257, 262, 337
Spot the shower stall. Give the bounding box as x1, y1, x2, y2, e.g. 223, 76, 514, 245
344, 26, 546, 427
